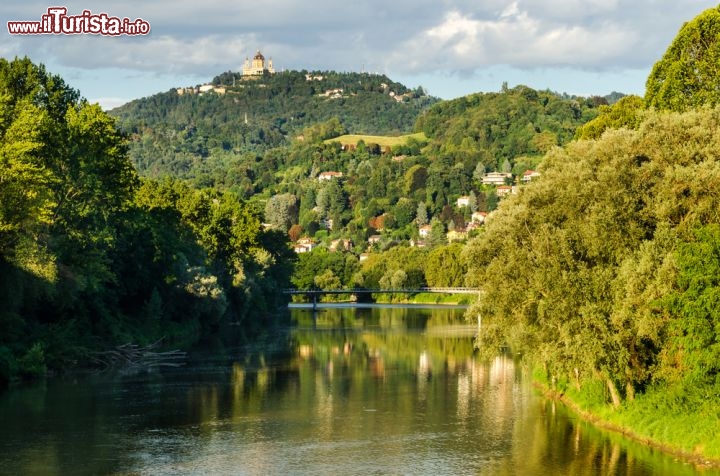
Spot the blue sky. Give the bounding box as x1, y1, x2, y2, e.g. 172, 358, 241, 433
2, 1, 718, 109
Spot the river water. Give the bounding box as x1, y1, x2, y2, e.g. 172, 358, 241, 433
0, 305, 715, 475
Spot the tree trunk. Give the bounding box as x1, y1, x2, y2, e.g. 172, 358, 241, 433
606, 378, 621, 409
625, 381, 635, 401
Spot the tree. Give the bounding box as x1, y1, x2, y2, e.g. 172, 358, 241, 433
428, 218, 446, 247
661, 225, 720, 388
314, 269, 342, 291
468, 191, 478, 213
415, 202, 428, 225
425, 243, 466, 287
393, 198, 416, 228
288, 224, 303, 242
575, 96, 645, 140
403, 164, 428, 195
264, 193, 298, 231
464, 107, 720, 409
646, 6, 720, 111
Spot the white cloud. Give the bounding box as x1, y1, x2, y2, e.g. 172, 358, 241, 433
2, 0, 719, 100
387, 4, 638, 74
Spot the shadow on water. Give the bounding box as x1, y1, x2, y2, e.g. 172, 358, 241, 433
0, 305, 715, 475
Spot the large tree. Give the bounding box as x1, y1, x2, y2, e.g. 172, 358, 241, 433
464, 107, 720, 407
645, 6, 720, 111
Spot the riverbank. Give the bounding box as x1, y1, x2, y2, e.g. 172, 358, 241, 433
535, 373, 720, 470
290, 293, 475, 306
373, 292, 476, 306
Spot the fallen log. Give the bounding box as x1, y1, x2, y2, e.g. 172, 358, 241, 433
92, 339, 187, 372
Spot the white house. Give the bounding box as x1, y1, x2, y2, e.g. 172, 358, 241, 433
482, 172, 513, 186
293, 237, 317, 253
471, 211, 488, 224
318, 171, 343, 181
522, 170, 541, 182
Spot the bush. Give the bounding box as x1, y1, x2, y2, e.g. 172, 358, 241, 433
18, 343, 46, 380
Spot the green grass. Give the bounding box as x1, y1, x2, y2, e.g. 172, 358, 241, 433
373, 293, 475, 305
325, 132, 427, 148
534, 369, 720, 464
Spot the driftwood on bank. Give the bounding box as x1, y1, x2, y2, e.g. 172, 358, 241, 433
92, 339, 187, 372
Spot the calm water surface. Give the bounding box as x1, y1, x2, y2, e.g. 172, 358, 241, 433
0, 305, 715, 475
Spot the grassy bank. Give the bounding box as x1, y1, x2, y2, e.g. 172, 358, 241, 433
534, 370, 720, 468
290, 293, 475, 306
373, 293, 476, 305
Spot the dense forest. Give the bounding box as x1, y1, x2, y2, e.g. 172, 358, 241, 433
109, 70, 436, 182
0, 58, 294, 386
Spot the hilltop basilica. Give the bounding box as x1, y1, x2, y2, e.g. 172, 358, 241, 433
242, 50, 274, 77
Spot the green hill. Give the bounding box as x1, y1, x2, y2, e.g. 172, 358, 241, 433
109, 70, 438, 180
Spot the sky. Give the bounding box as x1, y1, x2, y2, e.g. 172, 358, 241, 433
2, 1, 718, 109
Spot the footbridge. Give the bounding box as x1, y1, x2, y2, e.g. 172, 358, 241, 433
283, 287, 480, 309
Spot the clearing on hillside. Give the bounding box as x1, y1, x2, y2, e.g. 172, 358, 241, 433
326, 132, 427, 148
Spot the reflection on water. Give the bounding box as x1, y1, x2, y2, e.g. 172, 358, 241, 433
0, 306, 716, 475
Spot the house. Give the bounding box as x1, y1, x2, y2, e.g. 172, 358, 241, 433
330, 239, 353, 252
293, 237, 317, 254
359, 253, 369, 262
466, 221, 481, 232
368, 235, 382, 245
320, 88, 344, 99
418, 224, 432, 238
318, 171, 343, 181
522, 170, 541, 182
456, 196, 471, 208
496, 185, 513, 197
482, 172, 513, 186
471, 211, 488, 224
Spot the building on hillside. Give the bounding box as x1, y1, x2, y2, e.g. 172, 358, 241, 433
177, 84, 226, 95
471, 211, 488, 224
242, 50, 275, 77
418, 224, 432, 238
293, 237, 317, 254
496, 185, 518, 197
456, 196, 471, 208
318, 171, 343, 181
482, 172, 513, 186
522, 170, 541, 182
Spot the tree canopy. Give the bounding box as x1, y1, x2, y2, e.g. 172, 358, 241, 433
0, 58, 294, 386
645, 6, 720, 111
464, 107, 720, 408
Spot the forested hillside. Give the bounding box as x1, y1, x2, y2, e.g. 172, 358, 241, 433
416, 84, 608, 172
109, 71, 436, 180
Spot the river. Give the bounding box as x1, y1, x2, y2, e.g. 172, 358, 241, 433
0, 305, 715, 475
